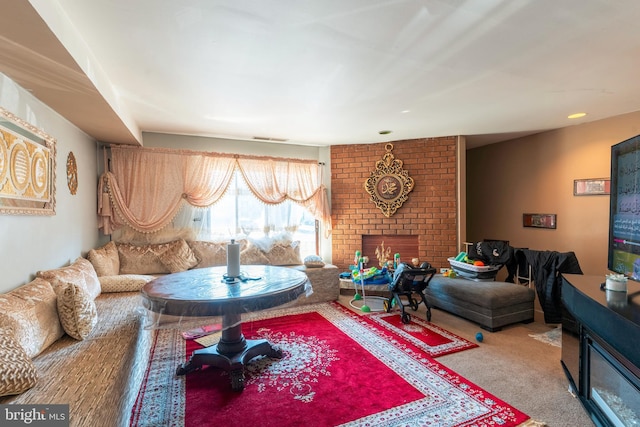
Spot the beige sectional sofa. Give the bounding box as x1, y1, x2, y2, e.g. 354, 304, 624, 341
0, 238, 339, 426
92, 238, 340, 304
0, 258, 152, 427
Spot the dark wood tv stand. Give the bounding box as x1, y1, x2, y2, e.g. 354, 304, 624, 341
561, 274, 640, 426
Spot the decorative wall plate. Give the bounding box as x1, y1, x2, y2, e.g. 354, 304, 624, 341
66, 151, 78, 195
364, 143, 414, 217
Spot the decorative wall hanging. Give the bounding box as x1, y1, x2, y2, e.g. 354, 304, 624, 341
364, 143, 414, 217
0, 107, 56, 215
574, 178, 610, 196
66, 151, 78, 195
523, 213, 556, 229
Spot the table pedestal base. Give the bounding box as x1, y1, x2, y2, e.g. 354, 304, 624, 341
176, 313, 283, 391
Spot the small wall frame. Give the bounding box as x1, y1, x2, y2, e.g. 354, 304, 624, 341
523, 213, 556, 229
0, 107, 56, 215
574, 178, 610, 196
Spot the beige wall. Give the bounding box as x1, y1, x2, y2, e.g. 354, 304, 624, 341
467, 111, 640, 277
0, 73, 100, 293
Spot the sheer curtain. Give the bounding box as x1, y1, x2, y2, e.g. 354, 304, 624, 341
98, 146, 331, 238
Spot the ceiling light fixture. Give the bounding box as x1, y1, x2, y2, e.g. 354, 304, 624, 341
568, 112, 587, 119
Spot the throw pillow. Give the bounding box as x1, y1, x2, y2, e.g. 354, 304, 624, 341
55, 282, 98, 340
187, 241, 227, 268
158, 239, 199, 273
116, 242, 174, 275
99, 274, 156, 293
87, 241, 120, 276
240, 243, 271, 265
266, 241, 302, 266
0, 278, 64, 358
37, 257, 101, 300
0, 326, 38, 397
304, 254, 325, 268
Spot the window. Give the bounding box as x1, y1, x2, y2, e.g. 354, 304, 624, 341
177, 172, 318, 257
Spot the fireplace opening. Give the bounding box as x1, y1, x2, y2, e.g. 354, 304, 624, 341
585, 332, 640, 426
361, 235, 419, 267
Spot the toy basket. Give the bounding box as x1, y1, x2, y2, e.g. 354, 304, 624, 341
447, 257, 500, 281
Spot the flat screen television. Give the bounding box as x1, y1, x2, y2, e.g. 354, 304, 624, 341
608, 134, 640, 280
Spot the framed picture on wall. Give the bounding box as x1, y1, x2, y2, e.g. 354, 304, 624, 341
0, 107, 56, 215
574, 178, 610, 196
523, 213, 556, 229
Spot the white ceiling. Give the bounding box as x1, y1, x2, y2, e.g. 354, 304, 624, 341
3, 0, 640, 148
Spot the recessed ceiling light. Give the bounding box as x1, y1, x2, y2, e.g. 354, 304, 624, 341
401, 110, 411, 114
568, 112, 587, 119
379, 130, 392, 135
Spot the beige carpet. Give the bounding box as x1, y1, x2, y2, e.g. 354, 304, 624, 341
338, 294, 595, 427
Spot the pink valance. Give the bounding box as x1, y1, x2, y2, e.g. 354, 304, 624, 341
98, 146, 331, 236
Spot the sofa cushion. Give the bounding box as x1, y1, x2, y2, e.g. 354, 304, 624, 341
0, 278, 64, 358
188, 241, 227, 268
87, 241, 120, 276
37, 257, 101, 300
266, 241, 302, 265
55, 282, 98, 340
117, 242, 175, 275
241, 243, 271, 265
0, 326, 38, 397
158, 239, 198, 273
99, 274, 156, 293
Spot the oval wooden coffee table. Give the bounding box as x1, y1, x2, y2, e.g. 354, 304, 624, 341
141, 265, 310, 391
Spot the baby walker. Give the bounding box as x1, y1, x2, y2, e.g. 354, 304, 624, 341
384, 262, 436, 324
350, 251, 389, 313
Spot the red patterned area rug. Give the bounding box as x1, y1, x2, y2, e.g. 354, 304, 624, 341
130, 302, 532, 427
364, 311, 479, 357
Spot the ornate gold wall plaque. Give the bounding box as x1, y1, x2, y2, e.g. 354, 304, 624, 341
364, 143, 414, 217
0, 107, 56, 215
67, 151, 78, 195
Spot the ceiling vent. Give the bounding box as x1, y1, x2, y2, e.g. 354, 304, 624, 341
252, 136, 289, 142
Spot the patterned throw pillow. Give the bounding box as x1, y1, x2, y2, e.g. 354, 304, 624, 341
55, 282, 98, 340
116, 242, 174, 275
99, 274, 156, 293
0, 326, 38, 397
187, 241, 227, 268
158, 239, 199, 273
87, 241, 120, 276
304, 254, 325, 268
240, 244, 271, 265
0, 278, 64, 358
266, 241, 302, 265
37, 257, 101, 300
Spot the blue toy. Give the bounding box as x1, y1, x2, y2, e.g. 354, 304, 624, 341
475, 332, 484, 342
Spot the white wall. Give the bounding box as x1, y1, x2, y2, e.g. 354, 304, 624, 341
0, 73, 100, 293
142, 132, 333, 262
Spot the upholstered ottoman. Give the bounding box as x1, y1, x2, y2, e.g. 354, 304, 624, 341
424, 275, 535, 331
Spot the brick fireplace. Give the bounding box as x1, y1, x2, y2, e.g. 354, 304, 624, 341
330, 137, 459, 271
